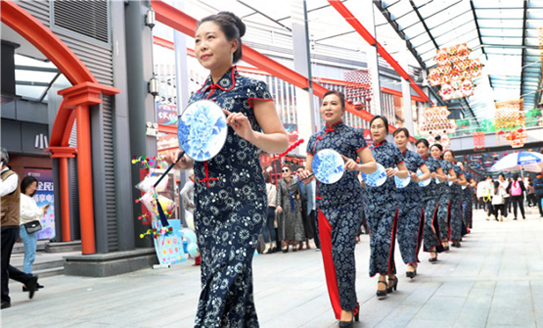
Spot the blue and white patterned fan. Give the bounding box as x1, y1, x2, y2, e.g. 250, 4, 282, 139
178, 100, 228, 162
362, 163, 387, 187
394, 168, 411, 188
312, 149, 345, 184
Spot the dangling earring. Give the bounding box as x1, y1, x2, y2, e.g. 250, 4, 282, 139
231, 52, 234, 64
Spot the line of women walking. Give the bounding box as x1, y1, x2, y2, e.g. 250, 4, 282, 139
167, 10, 474, 328
297, 90, 474, 327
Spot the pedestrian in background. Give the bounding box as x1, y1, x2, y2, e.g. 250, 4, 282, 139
263, 172, 277, 254
297, 166, 316, 250
533, 173, 543, 217
276, 164, 305, 252
477, 176, 493, 221
507, 173, 526, 220
526, 180, 535, 207
1, 148, 39, 309
19, 176, 50, 276
491, 180, 507, 221
498, 174, 510, 216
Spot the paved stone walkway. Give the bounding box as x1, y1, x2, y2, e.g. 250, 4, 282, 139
3, 207, 543, 328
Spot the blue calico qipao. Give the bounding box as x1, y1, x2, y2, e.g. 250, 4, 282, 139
365, 140, 404, 277
396, 149, 426, 265
449, 165, 465, 242
462, 171, 473, 229
190, 66, 270, 328
306, 120, 366, 319
437, 159, 454, 242
420, 156, 443, 252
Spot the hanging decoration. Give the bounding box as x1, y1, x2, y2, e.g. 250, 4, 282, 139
473, 132, 485, 150
344, 69, 372, 111
132, 157, 186, 266
427, 43, 483, 101
494, 99, 527, 148
418, 105, 457, 148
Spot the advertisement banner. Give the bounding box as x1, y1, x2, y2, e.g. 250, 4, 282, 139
156, 103, 178, 126
23, 168, 55, 240
283, 123, 299, 142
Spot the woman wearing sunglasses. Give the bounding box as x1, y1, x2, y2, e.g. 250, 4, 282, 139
276, 164, 305, 252
298, 90, 376, 328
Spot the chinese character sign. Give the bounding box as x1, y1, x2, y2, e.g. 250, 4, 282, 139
156, 103, 178, 126
23, 168, 55, 240
473, 132, 485, 150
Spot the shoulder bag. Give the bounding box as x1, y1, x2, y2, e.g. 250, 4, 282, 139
23, 220, 43, 234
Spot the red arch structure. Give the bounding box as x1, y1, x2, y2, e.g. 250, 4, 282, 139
1, 1, 120, 254
151, 0, 421, 141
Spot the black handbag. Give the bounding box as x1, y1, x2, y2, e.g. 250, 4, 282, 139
23, 220, 42, 234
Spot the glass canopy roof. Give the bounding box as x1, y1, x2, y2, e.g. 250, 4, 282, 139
378, 0, 543, 118
13, 0, 540, 119
14, 54, 60, 103
173, 0, 542, 122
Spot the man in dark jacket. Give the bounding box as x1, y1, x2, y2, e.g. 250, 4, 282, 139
534, 173, 543, 217
1, 148, 39, 309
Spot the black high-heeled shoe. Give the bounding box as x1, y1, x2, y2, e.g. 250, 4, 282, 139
338, 302, 359, 327
387, 276, 398, 293
376, 280, 387, 298
338, 320, 353, 328
429, 251, 438, 263
281, 245, 289, 253
354, 302, 359, 322
406, 264, 417, 279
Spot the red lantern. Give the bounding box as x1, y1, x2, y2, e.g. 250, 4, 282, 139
346, 99, 353, 105
354, 102, 363, 110
365, 96, 372, 102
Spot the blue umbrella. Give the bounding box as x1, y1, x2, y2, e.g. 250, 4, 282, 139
489, 151, 543, 173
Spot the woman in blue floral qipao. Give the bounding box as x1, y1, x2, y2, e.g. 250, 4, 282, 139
457, 161, 476, 230
299, 91, 376, 328
167, 12, 289, 328
443, 150, 467, 248
415, 139, 446, 262
365, 116, 409, 299
393, 128, 430, 279
430, 144, 456, 251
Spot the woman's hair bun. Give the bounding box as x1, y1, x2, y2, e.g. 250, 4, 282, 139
218, 11, 246, 38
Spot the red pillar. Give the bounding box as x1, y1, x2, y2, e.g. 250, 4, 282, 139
47, 147, 77, 243
59, 157, 71, 242
57, 82, 119, 255
76, 104, 96, 254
